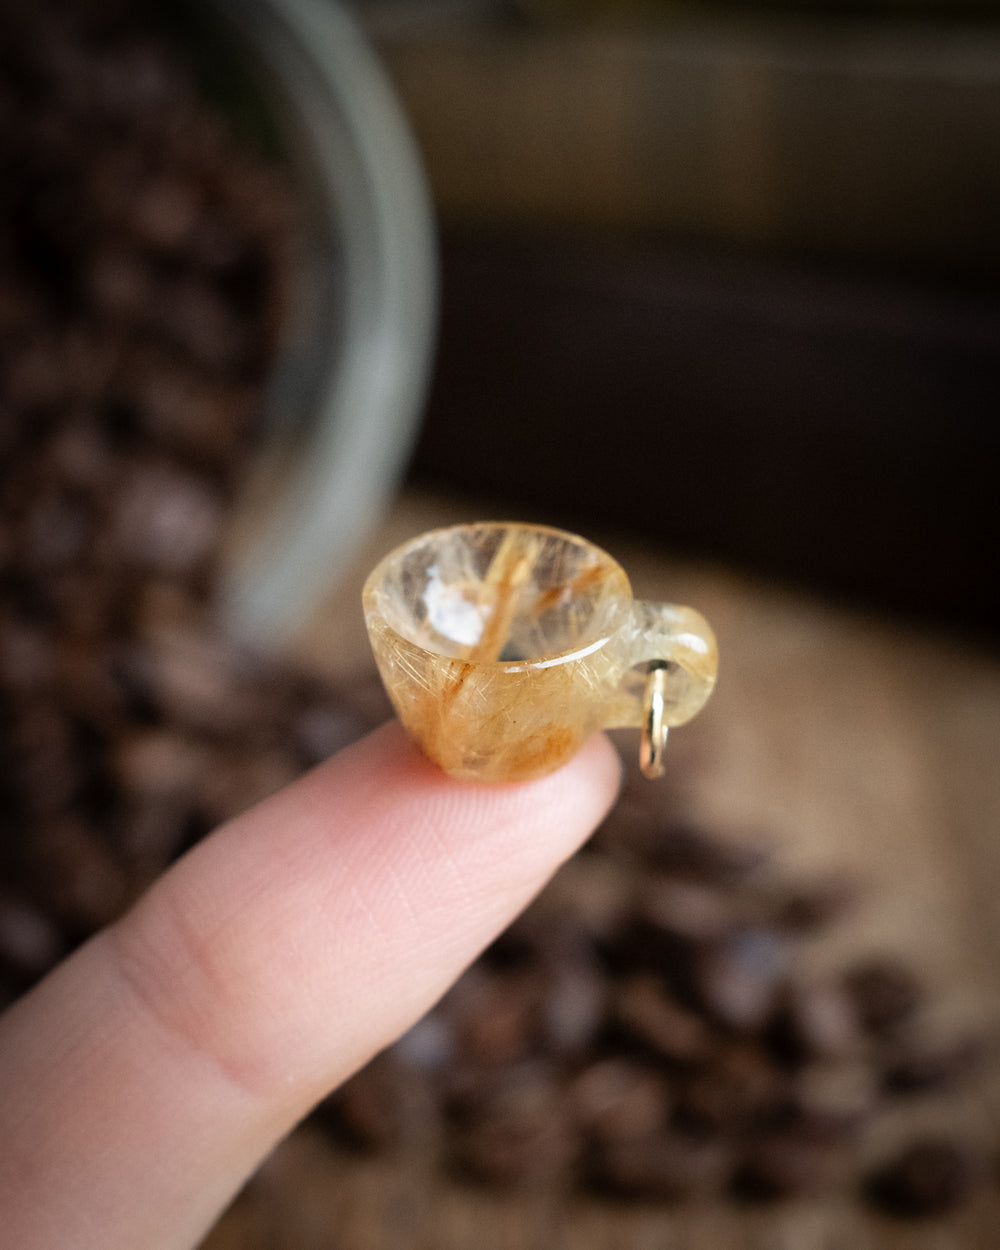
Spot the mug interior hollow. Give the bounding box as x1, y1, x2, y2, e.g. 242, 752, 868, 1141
366, 522, 631, 664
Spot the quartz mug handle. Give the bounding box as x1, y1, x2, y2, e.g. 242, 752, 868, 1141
607, 600, 718, 778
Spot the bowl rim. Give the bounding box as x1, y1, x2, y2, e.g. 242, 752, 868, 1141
212, 0, 438, 646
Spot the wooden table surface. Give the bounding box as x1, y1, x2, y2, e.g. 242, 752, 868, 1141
204, 490, 1000, 1249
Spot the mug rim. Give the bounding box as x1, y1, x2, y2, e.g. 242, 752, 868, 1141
362, 520, 633, 669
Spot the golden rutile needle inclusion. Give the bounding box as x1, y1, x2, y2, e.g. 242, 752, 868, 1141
363, 523, 718, 783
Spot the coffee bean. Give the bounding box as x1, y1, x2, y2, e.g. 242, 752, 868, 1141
27, 815, 127, 929
674, 1041, 786, 1134
111, 462, 224, 578
0, 894, 65, 981
130, 176, 201, 252
882, 1038, 984, 1096
735, 1117, 850, 1199
792, 1061, 878, 1131
445, 1061, 572, 1189
614, 975, 713, 1066
8, 703, 82, 817
85, 246, 153, 319
607, 814, 771, 887
768, 977, 862, 1065
843, 959, 923, 1036
864, 1137, 982, 1217
22, 485, 91, 571
586, 1129, 731, 1202
694, 927, 791, 1033
773, 873, 860, 935
154, 277, 253, 374
437, 966, 544, 1071
540, 959, 608, 1058
448, 1115, 572, 1190
320, 1052, 438, 1154
116, 796, 201, 880
113, 728, 203, 799
635, 877, 735, 945
0, 617, 54, 694
569, 1058, 671, 1144
194, 747, 300, 825
127, 625, 264, 734
394, 1015, 455, 1074
293, 701, 373, 768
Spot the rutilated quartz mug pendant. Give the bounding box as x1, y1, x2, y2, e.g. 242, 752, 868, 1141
363, 522, 718, 783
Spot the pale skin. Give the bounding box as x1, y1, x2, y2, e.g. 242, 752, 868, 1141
0, 722, 621, 1249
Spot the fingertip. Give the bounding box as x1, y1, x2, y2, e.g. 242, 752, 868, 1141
575, 729, 626, 805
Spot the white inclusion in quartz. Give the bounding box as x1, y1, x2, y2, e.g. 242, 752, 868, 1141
422, 563, 487, 646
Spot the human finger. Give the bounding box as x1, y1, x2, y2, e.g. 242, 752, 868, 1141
0, 721, 621, 1250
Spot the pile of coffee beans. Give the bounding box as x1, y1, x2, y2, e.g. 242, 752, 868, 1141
0, 0, 396, 997
318, 760, 993, 1218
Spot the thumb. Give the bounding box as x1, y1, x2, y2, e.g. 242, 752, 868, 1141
0, 721, 621, 1250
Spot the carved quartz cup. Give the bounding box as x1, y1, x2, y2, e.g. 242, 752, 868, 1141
363, 522, 718, 783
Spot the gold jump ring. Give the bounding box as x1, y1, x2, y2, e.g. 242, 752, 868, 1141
640, 660, 670, 779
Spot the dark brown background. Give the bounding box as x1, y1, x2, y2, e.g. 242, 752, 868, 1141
369, 14, 1000, 643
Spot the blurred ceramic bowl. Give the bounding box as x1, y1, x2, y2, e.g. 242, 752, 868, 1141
189, 0, 437, 646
